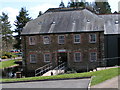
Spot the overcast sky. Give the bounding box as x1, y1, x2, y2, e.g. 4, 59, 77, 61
0, 0, 119, 33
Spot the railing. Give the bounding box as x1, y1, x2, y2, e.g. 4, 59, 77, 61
54, 62, 66, 70
53, 62, 66, 75
35, 63, 52, 76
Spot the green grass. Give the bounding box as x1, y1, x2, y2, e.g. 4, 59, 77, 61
0, 60, 18, 69
90, 67, 120, 86
1, 67, 120, 86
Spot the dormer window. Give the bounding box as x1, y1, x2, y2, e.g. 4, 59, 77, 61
115, 20, 119, 24
52, 22, 55, 24
87, 20, 90, 23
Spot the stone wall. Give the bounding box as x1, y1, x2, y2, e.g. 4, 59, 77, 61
21, 31, 104, 75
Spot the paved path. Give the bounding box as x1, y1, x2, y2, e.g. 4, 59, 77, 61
1, 57, 22, 62
2, 78, 90, 88
91, 76, 119, 88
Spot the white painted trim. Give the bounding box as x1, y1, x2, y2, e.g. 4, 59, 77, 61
43, 36, 51, 45
29, 36, 36, 45
44, 53, 51, 63
89, 52, 97, 62
58, 35, 65, 44
30, 54, 37, 63
89, 34, 97, 43
74, 34, 81, 44
74, 52, 82, 62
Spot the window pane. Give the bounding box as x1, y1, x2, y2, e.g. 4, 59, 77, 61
44, 54, 50, 62
58, 35, 65, 44
89, 34, 96, 43
90, 52, 97, 62
74, 34, 80, 43
74, 52, 81, 62
29, 36, 36, 45
30, 54, 36, 63
44, 36, 50, 44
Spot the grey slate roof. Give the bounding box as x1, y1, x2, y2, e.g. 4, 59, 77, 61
99, 14, 120, 34
21, 9, 104, 35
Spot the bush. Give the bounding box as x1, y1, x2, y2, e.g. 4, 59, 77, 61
12, 55, 17, 58
1, 56, 8, 59
3, 52, 12, 58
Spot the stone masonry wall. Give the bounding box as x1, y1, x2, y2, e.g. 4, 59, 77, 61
21, 31, 104, 73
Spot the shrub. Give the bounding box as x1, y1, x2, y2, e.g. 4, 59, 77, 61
3, 52, 12, 58
12, 55, 17, 58
1, 56, 8, 59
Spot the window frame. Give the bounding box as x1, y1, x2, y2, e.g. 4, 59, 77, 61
89, 34, 96, 43
29, 36, 36, 45
44, 53, 51, 62
43, 36, 51, 44
74, 34, 81, 44
90, 52, 97, 62
74, 52, 81, 62
30, 54, 37, 64
58, 35, 65, 44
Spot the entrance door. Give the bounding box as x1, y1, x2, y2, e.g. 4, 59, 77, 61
57, 52, 67, 65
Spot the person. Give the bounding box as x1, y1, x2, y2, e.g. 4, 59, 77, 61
51, 72, 53, 76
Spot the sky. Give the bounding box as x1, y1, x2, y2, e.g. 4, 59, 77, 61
0, 0, 119, 34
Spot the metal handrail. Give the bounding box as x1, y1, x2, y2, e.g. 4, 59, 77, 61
54, 62, 66, 70
35, 63, 52, 76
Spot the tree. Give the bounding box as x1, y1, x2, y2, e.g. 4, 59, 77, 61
0, 12, 13, 52
14, 7, 32, 49
59, 1, 65, 8
94, 0, 111, 14
37, 11, 42, 17
67, 0, 86, 8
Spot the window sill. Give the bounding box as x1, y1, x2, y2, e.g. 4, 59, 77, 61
30, 62, 36, 64
44, 61, 51, 63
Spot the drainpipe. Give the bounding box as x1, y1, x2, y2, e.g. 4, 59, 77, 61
23, 36, 27, 76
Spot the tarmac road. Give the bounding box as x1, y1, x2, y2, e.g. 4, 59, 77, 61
2, 78, 91, 89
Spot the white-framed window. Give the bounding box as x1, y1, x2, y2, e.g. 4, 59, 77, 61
74, 52, 81, 62
58, 35, 65, 44
44, 53, 51, 62
43, 36, 50, 44
90, 52, 97, 62
30, 54, 37, 63
74, 34, 81, 43
89, 34, 96, 43
29, 36, 36, 45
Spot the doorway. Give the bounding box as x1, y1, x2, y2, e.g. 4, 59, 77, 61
57, 52, 67, 65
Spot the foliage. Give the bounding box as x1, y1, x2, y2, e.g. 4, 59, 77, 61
1, 56, 8, 59
94, 0, 111, 14
12, 55, 18, 58
3, 52, 12, 58
65, 0, 111, 14
37, 11, 42, 17
2, 52, 19, 59
14, 7, 32, 49
68, 1, 85, 8
59, 1, 65, 8
0, 60, 18, 69
1, 67, 119, 86
0, 12, 13, 52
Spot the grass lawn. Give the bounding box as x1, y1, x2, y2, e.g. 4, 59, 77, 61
0, 60, 18, 69
1, 67, 120, 86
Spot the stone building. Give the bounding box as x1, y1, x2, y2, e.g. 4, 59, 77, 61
21, 8, 105, 76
